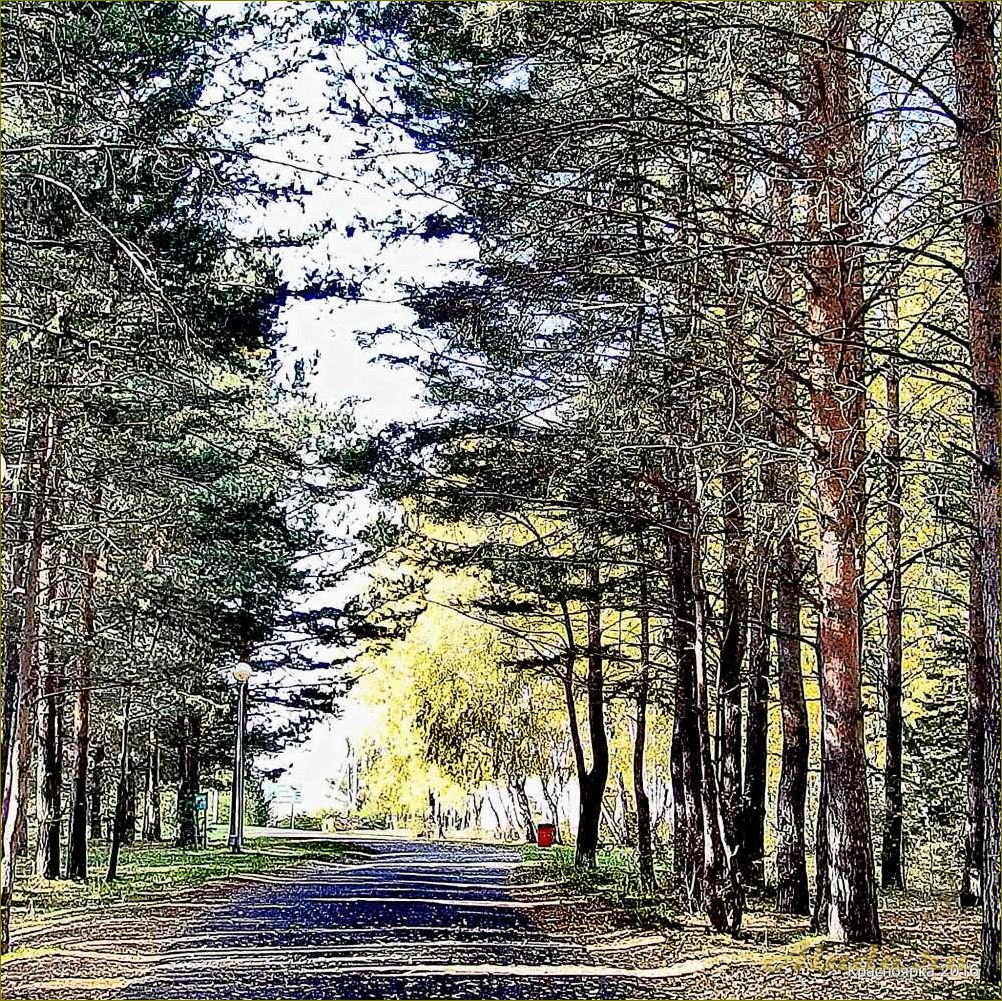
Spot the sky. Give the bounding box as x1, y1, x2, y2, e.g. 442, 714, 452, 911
203, 3, 465, 811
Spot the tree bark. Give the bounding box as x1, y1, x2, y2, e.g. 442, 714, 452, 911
615, 771, 634, 846
633, 570, 656, 891
106, 690, 132, 882
1, 411, 54, 951
761, 145, 811, 916
573, 562, 610, 868
124, 754, 137, 845
143, 727, 162, 842
511, 778, 535, 842
691, 510, 743, 934
1, 482, 30, 847
800, 2, 880, 945
668, 499, 704, 911
34, 648, 63, 880
89, 744, 105, 840
67, 542, 98, 879
962, 550, 986, 907
718, 84, 747, 853
776, 534, 810, 915
176, 712, 201, 849
880, 321, 905, 891
742, 552, 771, 891
719, 447, 746, 853
811, 746, 832, 933
949, 1, 1001, 983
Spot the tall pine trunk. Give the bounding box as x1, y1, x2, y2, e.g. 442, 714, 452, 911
34, 650, 63, 880
89, 745, 105, 839
68, 542, 98, 879
800, 3, 880, 944
511, 778, 535, 842
880, 338, 905, 891
962, 552, 986, 907
1, 411, 54, 951
742, 552, 771, 891
949, 1, 1000, 982
143, 727, 162, 842
107, 691, 132, 881
776, 534, 810, 914
691, 502, 743, 934
633, 569, 656, 891
124, 755, 137, 845
766, 145, 811, 917
573, 563, 610, 868
176, 712, 201, 849
668, 495, 705, 910
719, 254, 746, 849
718, 461, 746, 854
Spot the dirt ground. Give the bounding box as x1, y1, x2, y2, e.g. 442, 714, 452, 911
519, 884, 989, 999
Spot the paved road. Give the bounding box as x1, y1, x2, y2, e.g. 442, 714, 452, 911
4, 837, 692, 1000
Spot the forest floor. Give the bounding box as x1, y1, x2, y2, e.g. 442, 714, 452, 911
515, 843, 993, 999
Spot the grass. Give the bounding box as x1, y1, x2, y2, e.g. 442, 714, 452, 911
10, 833, 361, 928
518, 842, 683, 929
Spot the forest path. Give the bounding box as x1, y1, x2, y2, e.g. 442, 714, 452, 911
0, 836, 981, 999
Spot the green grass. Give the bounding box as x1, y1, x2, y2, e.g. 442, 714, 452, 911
11, 834, 361, 927
518, 842, 683, 929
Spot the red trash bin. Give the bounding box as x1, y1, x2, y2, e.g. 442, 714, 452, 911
536, 823, 556, 847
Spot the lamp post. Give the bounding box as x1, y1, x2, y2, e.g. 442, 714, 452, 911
228, 662, 252, 853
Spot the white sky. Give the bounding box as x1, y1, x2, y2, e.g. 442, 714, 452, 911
203, 3, 463, 811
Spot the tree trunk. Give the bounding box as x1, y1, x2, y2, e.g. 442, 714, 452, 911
719, 449, 746, 853
143, 728, 162, 842
668, 499, 704, 911
691, 514, 743, 934
511, 778, 535, 842
776, 535, 810, 914
34, 649, 63, 880
718, 86, 747, 852
1, 412, 54, 951
800, 2, 880, 944
812, 747, 832, 933
89, 745, 105, 840
949, 2, 1000, 983
67, 543, 98, 879
761, 172, 809, 917
962, 551, 986, 907
615, 772, 634, 846
880, 331, 905, 891
742, 552, 771, 891
107, 690, 132, 882
812, 646, 832, 932
124, 754, 137, 845
769, 181, 809, 908
573, 563, 610, 868
176, 712, 200, 849
634, 571, 656, 891
1, 484, 30, 853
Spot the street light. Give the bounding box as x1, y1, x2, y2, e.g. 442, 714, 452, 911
228, 661, 252, 852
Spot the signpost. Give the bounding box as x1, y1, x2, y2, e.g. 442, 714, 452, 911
194, 791, 209, 848
271, 784, 302, 830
